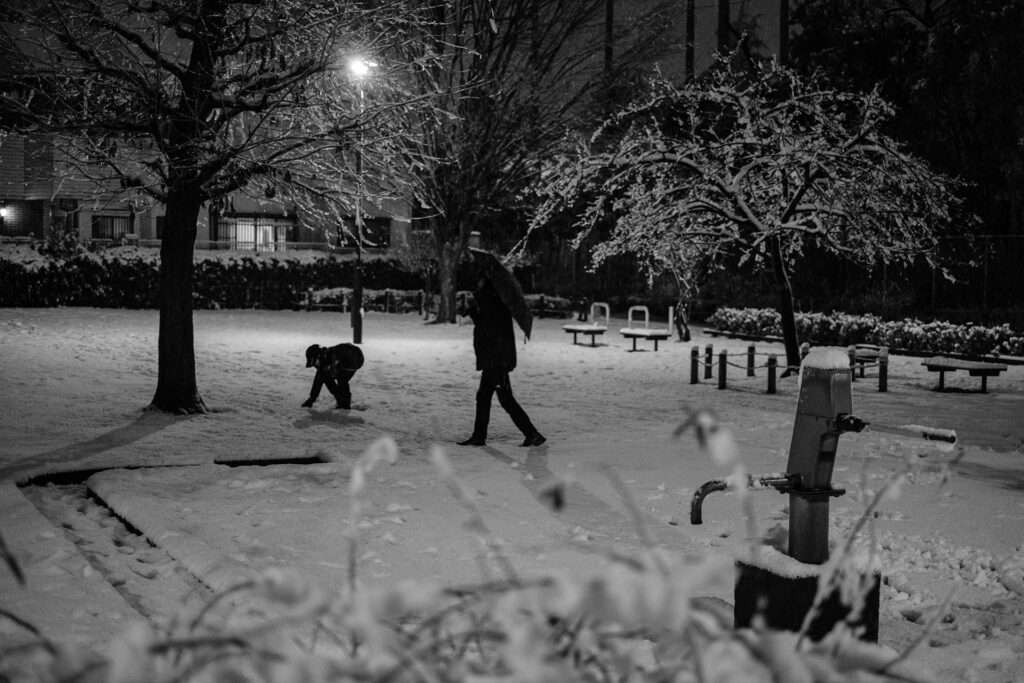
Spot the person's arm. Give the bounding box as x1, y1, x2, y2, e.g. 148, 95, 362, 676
302, 370, 324, 407
465, 293, 480, 322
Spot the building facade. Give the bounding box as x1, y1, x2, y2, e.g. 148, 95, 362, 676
0, 133, 412, 253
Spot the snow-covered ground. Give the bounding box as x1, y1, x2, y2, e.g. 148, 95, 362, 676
1, 307, 1022, 682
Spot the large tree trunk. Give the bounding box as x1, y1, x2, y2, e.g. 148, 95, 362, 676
770, 235, 802, 372
429, 213, 469, 324
150, 186, 207, 414
435, 239, 461, 323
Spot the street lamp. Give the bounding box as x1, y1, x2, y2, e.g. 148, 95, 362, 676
348, 56, 375, 344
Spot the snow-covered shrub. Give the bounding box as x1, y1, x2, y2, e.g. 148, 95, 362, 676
708, 307, 1024, 357
0, 246, 427, 310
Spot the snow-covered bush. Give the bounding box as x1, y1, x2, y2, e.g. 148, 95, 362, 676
707, 307, 1024, 357
0, 245, 425, 310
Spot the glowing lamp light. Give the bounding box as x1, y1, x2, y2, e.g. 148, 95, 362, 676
348, 57, 377, 79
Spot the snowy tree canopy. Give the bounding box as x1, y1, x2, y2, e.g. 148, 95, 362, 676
531, 56, 970, 366
533, 58, 968, 284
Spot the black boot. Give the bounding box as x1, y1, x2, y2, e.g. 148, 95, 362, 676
496, 386, 543, 447
520, 433, 546, 447
459, 393, 490, 446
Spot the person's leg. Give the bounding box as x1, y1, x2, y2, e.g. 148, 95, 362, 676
332, 370, 355, 409
459, 371, 496, 445
494, 373, 545, 446
302, 371, 325, 407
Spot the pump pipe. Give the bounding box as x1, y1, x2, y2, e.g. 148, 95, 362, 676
836, 414, 957, 447
690, 473, 799, 525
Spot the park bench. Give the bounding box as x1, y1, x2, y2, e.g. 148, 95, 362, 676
562, 301, 610, 346
529, 295, 574, 319
304, 290, 344, 312
619, 305, 671, 351
921, 356, 1008, 393
851, 344, 882, 378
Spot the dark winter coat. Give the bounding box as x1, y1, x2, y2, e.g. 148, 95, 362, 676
468, 279, 516, 372
305, 343, 365, 376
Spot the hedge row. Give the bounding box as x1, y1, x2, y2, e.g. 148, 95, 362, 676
706, 307, 1024, 357
0, 253, 425, 310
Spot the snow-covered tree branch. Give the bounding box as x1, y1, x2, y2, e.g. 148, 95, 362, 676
532, 57, 969, 367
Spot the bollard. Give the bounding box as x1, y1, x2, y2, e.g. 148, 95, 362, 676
690, 346, 700, 384
747, 345, 756, 377
848, 346, 857, 382
767, 355, 777, 394
878, 347, 888, 393
718, 350, 727, 389
704, 344, 714, 380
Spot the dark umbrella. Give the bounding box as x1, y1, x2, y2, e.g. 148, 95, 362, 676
469, 247, 533, 339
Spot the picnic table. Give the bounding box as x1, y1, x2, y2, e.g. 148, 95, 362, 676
921, 356, 1008, 393
619, 305, 671, 351
562, 302, 610, 346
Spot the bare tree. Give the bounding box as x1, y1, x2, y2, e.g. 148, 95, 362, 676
533, 58, 967, 368
340, 0, 676, 324
0, 0, 414, 413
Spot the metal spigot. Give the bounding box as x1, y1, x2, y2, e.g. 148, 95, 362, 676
835, 413, 868, 434
690, 473, 800, 525
690, 479, 727, 524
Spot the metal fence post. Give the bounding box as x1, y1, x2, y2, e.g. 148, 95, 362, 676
878, 347, 889, 393
718, 350, 727, 389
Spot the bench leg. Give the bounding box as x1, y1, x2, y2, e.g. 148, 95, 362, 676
630, 338, 637, 352
571, 332, 578, 345
937, 370, 945, 391
981, 375, 988, 393
590, 335, 597, 347
653, 339, 660, 351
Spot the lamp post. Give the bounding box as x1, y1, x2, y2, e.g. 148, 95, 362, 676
348, 57, 374, 344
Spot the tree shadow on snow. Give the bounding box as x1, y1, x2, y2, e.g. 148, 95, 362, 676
0, 410, 184, 483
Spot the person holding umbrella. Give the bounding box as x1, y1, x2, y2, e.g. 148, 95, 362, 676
458, 249, 546, 448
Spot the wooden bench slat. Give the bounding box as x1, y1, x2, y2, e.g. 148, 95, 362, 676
921, 356, 1007, 393
619, 328, 670, 338
922, 356, 1007, 371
